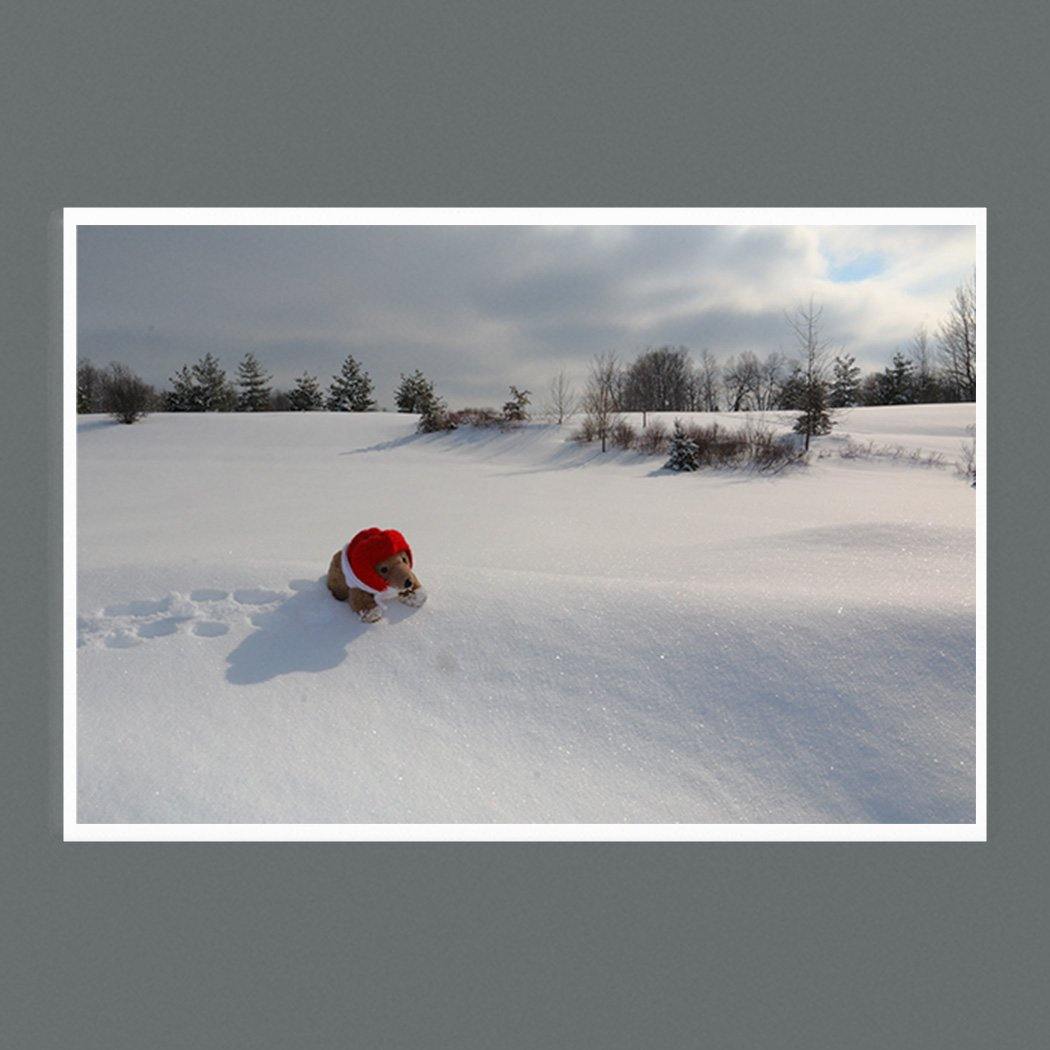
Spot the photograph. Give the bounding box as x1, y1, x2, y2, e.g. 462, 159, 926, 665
65, 208, 984, 840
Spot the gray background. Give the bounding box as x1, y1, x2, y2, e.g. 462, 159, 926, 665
1, 2, 1044, 1047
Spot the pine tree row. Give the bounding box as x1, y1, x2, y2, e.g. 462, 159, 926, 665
161, 352, 377, 412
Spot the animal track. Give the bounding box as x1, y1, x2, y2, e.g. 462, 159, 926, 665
192, 621, 230, 638
136, 615, 193, 638
104, 596, 172, 617
77, 585, 301, 650
233, 588, 285, 605
189, 589, 228, 602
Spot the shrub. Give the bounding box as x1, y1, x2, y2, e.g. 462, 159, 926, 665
501, 386, 531, 424
956, 425, 976, 486
838, 439, 947, 470
648, 419, 802, 473
572, 415, 599, 442
635, 419, 669, 455
417, 398, 456, 433
682, 422, 744, 466
101, 362, 154, 424
609, 419, 637, 450
744, 423, 801, 472
448, 407, 502, 428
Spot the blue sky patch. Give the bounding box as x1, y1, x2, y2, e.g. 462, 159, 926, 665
826, 252, 885, 283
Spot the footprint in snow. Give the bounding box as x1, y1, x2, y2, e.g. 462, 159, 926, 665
136, 615, 193, 638
76, 584, 309, 650
192, 621, 230, 638
189, 588, 228, 602
233, 588, 286, 605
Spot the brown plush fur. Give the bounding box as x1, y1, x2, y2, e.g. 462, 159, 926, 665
326, 548, 422, 620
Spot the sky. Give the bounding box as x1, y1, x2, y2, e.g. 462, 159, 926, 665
77, 224, 976, 407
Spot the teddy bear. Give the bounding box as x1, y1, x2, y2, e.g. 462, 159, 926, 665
326, 527, 427, 622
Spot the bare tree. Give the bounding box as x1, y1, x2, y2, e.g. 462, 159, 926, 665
908, 324, 938, 402
545, 370, 578, 424
723, 351, 761, 412
101, 362, 155, 424
620, 346, 695, 421
786, 296, 835, 450
755, 351, 787, 410
581, 352, 622, 453
937, 276, 976, 401
693, 349, 721, 411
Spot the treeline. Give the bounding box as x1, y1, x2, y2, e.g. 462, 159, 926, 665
79, 277, 975, 426
599, 276, 976, 414
77, 352, 450, 424
562, 278, 975, 454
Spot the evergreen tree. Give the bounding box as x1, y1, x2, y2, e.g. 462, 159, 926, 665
235, 352, 273, 411
828, 354, 861, 407
417, 395, 456, 433
394, 370, 437, 414
777, 362, 807, 410
664, 419, 699, 472
287, 372, 325, 411
793, 378, 833, 447
327, 354, 375, 411
191, 353, 236, 411
856, 372, 885, 407
881, 351, 915, 405
166, 364, 200, 411
502, 385, 531, 423
785, 298, 836, 450
77, 359, 102, 413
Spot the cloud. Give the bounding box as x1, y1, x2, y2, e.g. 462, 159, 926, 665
77, 224, 975, 405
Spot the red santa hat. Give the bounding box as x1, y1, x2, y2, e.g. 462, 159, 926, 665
345, 527, 413, 593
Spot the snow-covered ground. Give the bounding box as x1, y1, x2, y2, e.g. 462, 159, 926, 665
76, 404, 977, 824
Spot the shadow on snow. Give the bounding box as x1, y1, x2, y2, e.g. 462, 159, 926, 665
224, 577, 420, 685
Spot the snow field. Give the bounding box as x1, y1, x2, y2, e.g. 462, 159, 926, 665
76, 404, 977, 823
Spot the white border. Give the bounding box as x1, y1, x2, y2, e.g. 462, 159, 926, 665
63, 207, 987, 842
